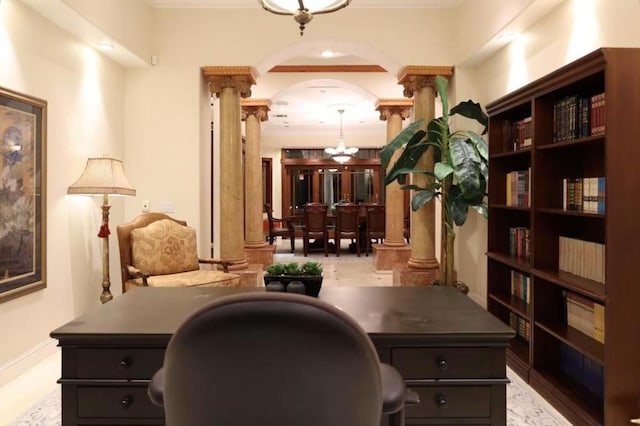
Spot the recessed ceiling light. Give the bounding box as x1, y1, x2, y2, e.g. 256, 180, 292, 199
321, 50, 335, 58
98, 42, 114, 51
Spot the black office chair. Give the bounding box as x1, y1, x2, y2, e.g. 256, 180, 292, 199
148, 292, 415, 426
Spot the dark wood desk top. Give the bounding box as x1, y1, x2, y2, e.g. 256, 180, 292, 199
51, 286, 514, 345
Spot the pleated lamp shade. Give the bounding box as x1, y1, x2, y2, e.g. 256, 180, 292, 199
67, 157, 136, 196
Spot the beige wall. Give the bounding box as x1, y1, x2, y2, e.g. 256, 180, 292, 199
460, 0, 640, 305
0, 0, 125, 383
3, 0, 639, 385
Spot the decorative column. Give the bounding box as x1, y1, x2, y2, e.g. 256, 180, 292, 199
242, 99, 275, 267
203, 66, 262, 286
372, 99, 413, 271
394, 66, 454, 286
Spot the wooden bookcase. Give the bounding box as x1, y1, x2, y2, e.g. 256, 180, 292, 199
486, 48, 640, 425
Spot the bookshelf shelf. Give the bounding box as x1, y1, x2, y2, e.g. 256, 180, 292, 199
488, 292, 530, 319
489, 204, 530, 212
533, 268, 606, 302
535, 321, 604, 363
536, 207, 604, 218
536, 135, 604, 151
490, 147, 532, 159
486, 48, 640, 425
529, 367, 603, 425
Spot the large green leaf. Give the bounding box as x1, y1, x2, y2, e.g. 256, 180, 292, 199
448, 185, 469, 226
456, 130, 488, 161
385, 167, 433, 186
449, 137, 484, 200
434, 162, 453, 180
400, 183, 441, 195
471, 203, 488, 218
451, 100, 488, 135
411, 190, 436, 211
380, 119, 425, 168
435, 76, 449, 122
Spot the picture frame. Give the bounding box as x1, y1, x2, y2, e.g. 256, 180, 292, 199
0, 87, 47, 302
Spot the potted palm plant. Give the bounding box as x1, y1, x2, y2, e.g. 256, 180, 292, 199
264, 261, 324, 296
380, 75, 489, 291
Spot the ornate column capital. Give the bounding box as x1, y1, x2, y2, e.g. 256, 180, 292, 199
376, 99, 414, 121
241, 99, 271, 121
397, 66, 454, 98
203, 66, 257, 98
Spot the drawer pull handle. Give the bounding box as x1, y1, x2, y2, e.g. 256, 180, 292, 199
436, 394, 447, 408
437, 359, 448, 370
121, 395, 133, 409
119, 357, 131, 370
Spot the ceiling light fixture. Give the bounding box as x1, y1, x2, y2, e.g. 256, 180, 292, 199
259, 0, 351, 36
325, 109, 357, 164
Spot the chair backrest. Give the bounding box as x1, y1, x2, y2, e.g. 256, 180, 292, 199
161, 292, 383, 426
303, 203, 328, 233
264, 203, 275, 233
335, 204, 359, 234
365, 204, 385, 236
116, 213, 189, 292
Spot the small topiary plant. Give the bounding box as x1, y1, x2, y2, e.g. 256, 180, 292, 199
266, 261, 323, 276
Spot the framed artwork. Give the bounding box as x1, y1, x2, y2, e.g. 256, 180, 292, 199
0, 87, 46, 302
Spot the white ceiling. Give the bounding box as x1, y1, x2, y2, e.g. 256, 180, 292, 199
147, 0, 464, 9
24, 0, 562, 134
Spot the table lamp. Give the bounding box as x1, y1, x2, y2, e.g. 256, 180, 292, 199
67, 156, 135, 303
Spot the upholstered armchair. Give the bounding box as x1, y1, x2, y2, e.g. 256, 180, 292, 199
116, 213, 240, 292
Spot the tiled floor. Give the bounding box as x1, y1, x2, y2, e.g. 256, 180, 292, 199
2, 239, 572, 425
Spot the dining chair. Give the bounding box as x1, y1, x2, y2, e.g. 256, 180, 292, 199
148, 292, 416, 426
335, 203, 361, 257
302, 203, 329, 257
365, 204, 385, 256
264, 203, 295, 253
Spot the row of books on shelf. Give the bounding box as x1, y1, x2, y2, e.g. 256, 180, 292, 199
508, 227, 530, 261
509, 312, 530, 342
558, 236, 605, 284
564, 290, 605, 344
560, 342, 604, 399
506, 169, 530, 207
509, 116, 532, 151
510, 270, 530, 304
562, 177, 606, 213
553, 92, 605, 142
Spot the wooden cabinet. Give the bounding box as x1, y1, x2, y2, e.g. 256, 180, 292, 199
486, 48, 640, 425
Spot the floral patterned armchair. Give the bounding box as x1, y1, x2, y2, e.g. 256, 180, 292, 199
116, 213, 240, 292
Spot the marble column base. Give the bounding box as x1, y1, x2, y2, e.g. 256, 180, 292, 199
372, 244, 412, 271
235, 263, 264, 287
244, 244, 276, 268
392, 262, 440, 286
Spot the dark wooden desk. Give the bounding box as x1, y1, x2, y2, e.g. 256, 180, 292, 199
51, 286, 514, 425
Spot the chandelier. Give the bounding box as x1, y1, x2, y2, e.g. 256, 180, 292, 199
259, 0, 351, 36
325, 109, 358, 164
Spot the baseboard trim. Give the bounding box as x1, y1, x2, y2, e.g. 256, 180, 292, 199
0, 339, 58, 387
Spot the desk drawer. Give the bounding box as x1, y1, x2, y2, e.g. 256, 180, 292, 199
392, 347, 501, 379
78, 385, 164, 418
76, 348, 164, 379
406, 385, 490, 418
